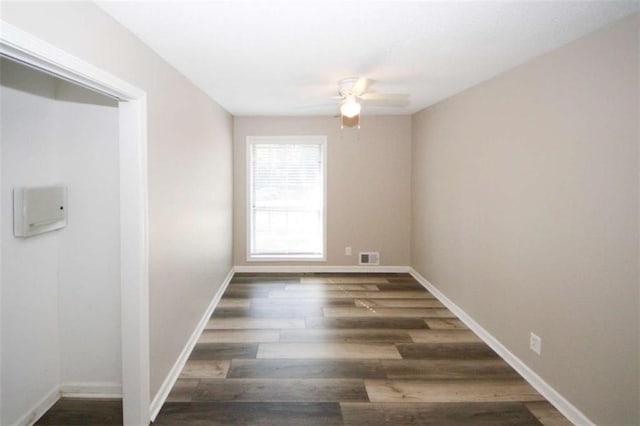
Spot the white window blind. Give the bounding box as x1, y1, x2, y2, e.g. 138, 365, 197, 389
248, 136, 326, 260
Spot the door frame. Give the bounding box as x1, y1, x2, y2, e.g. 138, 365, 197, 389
0, 22, 150, 425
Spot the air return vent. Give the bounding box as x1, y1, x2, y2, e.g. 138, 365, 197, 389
359, 252, 380, 265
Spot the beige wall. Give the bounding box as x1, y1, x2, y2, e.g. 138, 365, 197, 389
411, 14, 639, 425
234, 116, 411, 266
1, 1, 234, 400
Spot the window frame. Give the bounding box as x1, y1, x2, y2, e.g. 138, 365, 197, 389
246, 135, 327, 262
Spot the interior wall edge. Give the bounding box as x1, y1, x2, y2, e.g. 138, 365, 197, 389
0, 4, 234, 406
12, 384, 60, 426
409, 14, 638, 424
1, 19, 150, 426
232, 116, 412, 268
409, 268, 595, 426
149, 267, 234, 421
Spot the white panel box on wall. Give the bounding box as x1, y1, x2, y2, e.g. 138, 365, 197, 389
13, 185, 67, 237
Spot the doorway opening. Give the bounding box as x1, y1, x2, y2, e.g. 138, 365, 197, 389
1, 23, 149, 425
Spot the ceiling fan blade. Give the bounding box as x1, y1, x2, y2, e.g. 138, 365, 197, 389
351, 77, 373, 96
360, 93, 409, 107
360, 92, 408, 101
296, 101, 340, 109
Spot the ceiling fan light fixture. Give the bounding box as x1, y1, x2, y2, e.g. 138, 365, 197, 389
340, 95, 361, 118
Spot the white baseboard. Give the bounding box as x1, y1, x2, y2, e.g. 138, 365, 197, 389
13, 384, 59, 426
60, 381, 122, 398
149, 267, 235, 421
13, 381, 123, 425
409, 268, 594, 426
233, 265, 411, 273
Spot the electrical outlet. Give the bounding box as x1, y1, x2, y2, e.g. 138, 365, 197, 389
345, 246, 352, 256
530, 332, 542, 355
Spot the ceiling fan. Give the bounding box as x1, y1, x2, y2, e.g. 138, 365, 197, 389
332, 77, 409, 128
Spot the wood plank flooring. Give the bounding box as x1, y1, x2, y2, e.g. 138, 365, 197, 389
37, 273, 571, 425
155, 273, 571, 425
35, 399, 123, 425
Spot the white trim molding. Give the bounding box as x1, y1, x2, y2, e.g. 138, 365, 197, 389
11, 381, 122, 426
60, 382, 123, 399
149, 268, 235, 421
1, 21, 150, 426
233, 265, 411, 274
0, 22, 143, 100
246, 136, 328, 263
12, 385, 59, 426
409, 268, 595, 426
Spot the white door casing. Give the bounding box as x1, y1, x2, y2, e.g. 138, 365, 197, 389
0, 22, 150, 426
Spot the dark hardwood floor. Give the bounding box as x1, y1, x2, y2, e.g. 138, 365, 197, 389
35, 399, 122, 425
37, 273, 572, 425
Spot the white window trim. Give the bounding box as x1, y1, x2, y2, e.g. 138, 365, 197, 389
246, 135, 327, 262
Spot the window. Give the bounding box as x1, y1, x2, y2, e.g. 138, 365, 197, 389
247, 136, 326, 261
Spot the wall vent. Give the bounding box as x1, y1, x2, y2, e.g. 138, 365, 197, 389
359, 252, 380, 265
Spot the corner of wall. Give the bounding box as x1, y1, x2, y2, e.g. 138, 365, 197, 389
409, 268, 595, 425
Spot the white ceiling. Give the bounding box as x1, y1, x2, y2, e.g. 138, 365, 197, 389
97, 1, 639, 116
